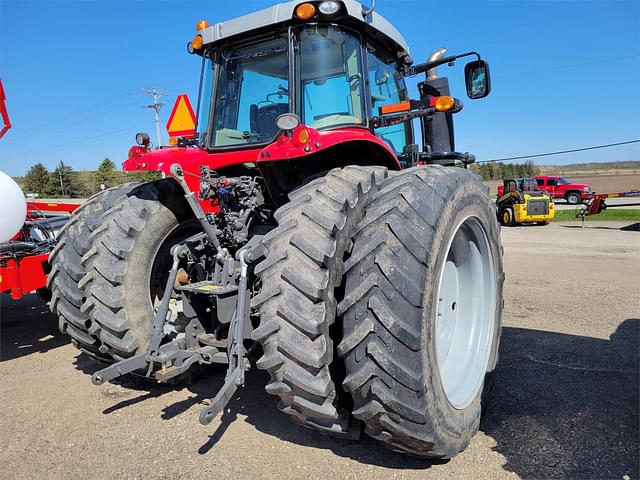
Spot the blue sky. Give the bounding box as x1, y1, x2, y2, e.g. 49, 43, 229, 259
0, 0, 638, 176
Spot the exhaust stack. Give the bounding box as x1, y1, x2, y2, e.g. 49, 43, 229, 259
426, 48, 447, 80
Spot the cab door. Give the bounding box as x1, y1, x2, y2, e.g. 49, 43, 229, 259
364, 41, 413, 165
546, 177, 560, 199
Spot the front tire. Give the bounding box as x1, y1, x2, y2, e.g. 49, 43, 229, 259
566, 192, 581, 205
499, 207, 516, 227
338, 166, 504, 458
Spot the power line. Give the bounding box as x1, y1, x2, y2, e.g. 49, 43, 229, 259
476, 140, 640, 164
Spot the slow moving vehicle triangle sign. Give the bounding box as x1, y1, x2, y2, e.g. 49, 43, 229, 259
166, 94, 196, 138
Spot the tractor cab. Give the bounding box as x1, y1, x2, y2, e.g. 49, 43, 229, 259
126, 1, 492, 204
194, 6, 416, 159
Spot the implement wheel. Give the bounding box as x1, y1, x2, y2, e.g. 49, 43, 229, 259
338, 166, 504, 458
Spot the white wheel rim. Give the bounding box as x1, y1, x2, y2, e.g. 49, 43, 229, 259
435, 216, 496, 409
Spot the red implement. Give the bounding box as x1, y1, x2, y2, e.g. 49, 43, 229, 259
582, 191, 640, 216
1, 202, 79, 299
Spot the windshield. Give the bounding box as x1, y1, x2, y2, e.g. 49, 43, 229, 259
210, 34, 289, 148
520, 179, 539, 191
559, 177, 571, 185
205, 26, 372, 148
297, 26, 365, 129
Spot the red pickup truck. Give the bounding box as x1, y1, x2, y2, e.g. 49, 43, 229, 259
496, 176, 594, 204
531, 176, 594, 204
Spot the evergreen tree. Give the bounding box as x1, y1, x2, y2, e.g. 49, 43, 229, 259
46, 161, 87, 198
94, 158, 117, 191
23, 163, 50, 196
131, 170, 163, 183
485, 161, 496, 180
525, 160, 538, 177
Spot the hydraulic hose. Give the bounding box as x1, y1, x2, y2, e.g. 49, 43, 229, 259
0, 241, 37, 254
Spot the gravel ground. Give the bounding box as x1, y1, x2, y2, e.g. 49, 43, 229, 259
1, 221, 638, 480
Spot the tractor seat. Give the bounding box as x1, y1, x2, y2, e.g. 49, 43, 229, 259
250, 103, 289, 140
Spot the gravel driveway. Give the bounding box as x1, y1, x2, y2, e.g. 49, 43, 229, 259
1, 221, 638, 479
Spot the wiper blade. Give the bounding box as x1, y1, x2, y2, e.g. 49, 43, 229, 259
222, 47, 287, 62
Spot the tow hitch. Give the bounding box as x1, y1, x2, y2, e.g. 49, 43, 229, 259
91, 238, 255, 424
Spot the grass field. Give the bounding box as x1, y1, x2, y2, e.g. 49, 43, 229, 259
553, 208, 640, 222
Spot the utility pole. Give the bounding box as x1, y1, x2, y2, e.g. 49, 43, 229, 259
142, 88, 167, 149
58, 169, 65, 197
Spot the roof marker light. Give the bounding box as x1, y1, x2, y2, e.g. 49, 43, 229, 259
295, 3, 316, 20
196, 20, 209, 31
191, 35, 203, 50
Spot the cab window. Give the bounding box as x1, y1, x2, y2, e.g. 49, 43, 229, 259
366, 42, 411, 157
297, 26, 365, 130
211, 35, 289, 147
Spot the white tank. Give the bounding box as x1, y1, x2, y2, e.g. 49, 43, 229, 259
0, 170, 27, 242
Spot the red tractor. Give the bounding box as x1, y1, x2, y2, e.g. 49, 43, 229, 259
50, 0, 503, 459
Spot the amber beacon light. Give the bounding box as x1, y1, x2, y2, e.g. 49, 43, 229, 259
295, 3, 316, 20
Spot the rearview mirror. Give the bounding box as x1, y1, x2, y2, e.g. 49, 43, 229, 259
375, 68, 390, 86
464, 60, 491, 99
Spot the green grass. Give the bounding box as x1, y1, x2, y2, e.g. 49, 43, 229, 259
553, 208, 640, 222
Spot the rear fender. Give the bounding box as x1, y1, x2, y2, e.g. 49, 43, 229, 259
257, 127, 401, 205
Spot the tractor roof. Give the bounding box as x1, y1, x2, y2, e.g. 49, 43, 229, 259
200, 0, 410, 55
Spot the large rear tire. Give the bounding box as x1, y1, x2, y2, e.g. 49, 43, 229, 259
79, 179, 197, 359
338, 166, 504, 458
252, 166, 387, 436
49, 183, 139, 359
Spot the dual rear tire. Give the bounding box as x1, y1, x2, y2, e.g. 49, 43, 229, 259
337, 166, 503, 458
254, 165, 503, 457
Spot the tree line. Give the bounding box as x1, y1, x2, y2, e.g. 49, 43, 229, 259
19, 158, 539, 198
20, 159, 161, 198
471, 161, 539, 181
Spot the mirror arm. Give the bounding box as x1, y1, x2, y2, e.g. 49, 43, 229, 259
406, 51, 481, 77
